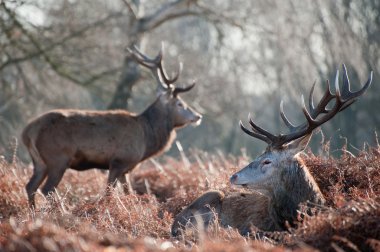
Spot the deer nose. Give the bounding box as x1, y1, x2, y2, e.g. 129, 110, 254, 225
230, 174, 238, 184
191, 114, 202, 124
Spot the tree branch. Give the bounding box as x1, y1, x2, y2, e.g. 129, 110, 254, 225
136, 0, 243, 34
0, 11, 123, 71
1, 3, 124, 88
83, 67, 122, 86
121, 0, 138, 19
194, 2, 244, 30
137, 0, 199, 32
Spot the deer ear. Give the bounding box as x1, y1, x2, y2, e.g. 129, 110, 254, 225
286, 133, 313, 153
156, 89, 165, 97
156, 84, 174, 97
156, 86, 167, 97
157, 90, 171, 104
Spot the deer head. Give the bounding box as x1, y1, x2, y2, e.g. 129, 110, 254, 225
230, 65, 372, 192
128, 45, 201, 128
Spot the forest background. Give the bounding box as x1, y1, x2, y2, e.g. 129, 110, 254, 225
0, 0, 379, 160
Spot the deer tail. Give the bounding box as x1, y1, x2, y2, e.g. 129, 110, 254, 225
22, 122, 45, 167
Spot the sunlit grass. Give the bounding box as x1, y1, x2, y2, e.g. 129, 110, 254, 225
0, 145, 379, 251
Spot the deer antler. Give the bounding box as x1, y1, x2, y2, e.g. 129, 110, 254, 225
128, 44, 195, 96
241, 64, 373, 148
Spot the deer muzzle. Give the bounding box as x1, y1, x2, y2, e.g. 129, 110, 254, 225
191, 114, 202, 125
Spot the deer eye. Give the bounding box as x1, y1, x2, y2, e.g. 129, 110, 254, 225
177, 102, 184, 107
262, 159, 271, 165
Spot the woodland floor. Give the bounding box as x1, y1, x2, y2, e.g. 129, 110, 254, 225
0, 145, 379, 252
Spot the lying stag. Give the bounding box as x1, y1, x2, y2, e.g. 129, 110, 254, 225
23, 45, 202, 207
172, 65, 372, 236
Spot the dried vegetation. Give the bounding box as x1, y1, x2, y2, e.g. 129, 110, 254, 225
0, 146, 379, 251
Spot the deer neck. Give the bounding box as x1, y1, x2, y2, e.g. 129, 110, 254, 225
139, 101, 176, 159
270, 157, 325, 230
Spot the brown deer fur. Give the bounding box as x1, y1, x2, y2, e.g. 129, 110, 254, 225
172, 147, 325, 236
172, 65, 372, 237
23, 47, 202, 207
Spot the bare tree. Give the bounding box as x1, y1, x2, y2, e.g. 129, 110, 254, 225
108, 0, 241, 109
0, 0, 378, 158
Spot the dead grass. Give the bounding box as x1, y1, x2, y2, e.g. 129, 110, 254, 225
0, 146, 379, 251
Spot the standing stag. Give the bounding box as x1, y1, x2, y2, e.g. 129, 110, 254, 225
172, 65, 372, 236
23, 45, 202, 207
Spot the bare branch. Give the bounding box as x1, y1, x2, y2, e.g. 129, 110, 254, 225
0, 3, 123, 87
194, 2, 244, 30
138, 0, 199, 32
0, 11, 123, 71
121, 0, 138, 19
146, 10, 200, 30
82, 67, 122, 86
136, 0, 243, 34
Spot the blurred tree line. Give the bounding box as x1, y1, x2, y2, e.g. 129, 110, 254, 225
0, 0, 379, 161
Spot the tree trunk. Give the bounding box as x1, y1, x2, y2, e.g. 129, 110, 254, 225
108, 53, 141, 109
107, 0, 203, 109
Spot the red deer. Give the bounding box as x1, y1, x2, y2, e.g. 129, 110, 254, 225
172, 65, 372, 236
22, 45, 202, 207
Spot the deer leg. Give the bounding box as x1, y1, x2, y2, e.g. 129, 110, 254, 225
117, 174, 131, 194
171, 190, 224, 237
106, 160, 135, 195
40, 160, 68, 198
25, 160, 47, 208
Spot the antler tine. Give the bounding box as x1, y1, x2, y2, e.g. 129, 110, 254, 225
339, 64, 373, 110
239, 120, 272, 144
277, 93, 337, 146
241, 65, 372, 148
301, 94, 319, 128
152, 43, 183, 86
341, 64, 352, 96
277, 95, 317, 143
308, 81, 316, 113
128, 45, 166, 89
158, 60, 183, 85
276, 65, 372, 147
248, 115, 277, 142
308, 79, 335, 118
128, 45, 162, 69
333, 67, 356, 112
276, 71, 343, 145
129, 44, 183, 90
335, 68, 342, 97
129, 44, 198, 95
172, 80, 196, 97
280, 100, 298, 132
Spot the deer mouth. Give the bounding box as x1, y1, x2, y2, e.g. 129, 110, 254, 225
191, 116, 202, 125
231, 181, 248, 188
231, 184, 249, 190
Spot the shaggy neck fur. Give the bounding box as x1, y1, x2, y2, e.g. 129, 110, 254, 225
139, 99, 176, 159
270, 156, 325, 230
